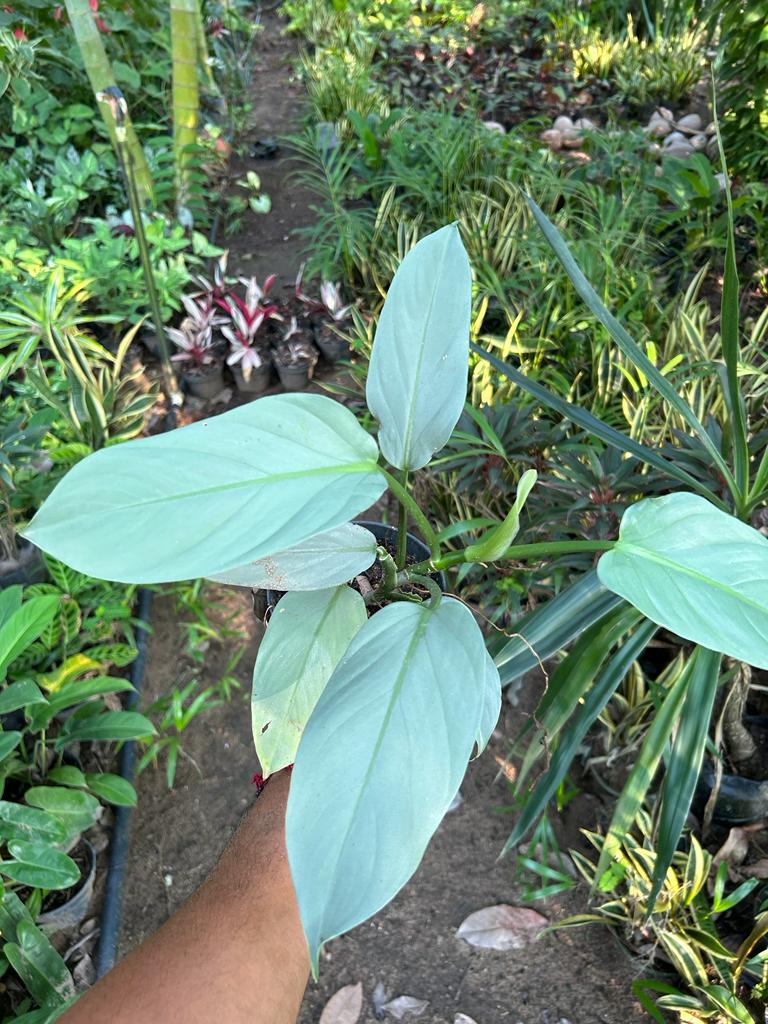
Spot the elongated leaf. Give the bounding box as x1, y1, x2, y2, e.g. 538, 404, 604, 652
475, 650, 501, 756
596, 655, 692, 881
516, 605, 642, 791
0, 732, 21, 760
696, 986, 753, 1024
493, 570, 625, 683
712, 110, 749, 500
598, 492, 768, 668
469, 343, 723, 507
287, 597, 488, 970
1, 842, 80, 890
648, 646, 721, 907
0, 586, 22, 629
366, 224, 472, 470
54, 710, 155, 748
5, 921, 75, 1007
0, 598, 60, 681
0, 891, 33, 944
506, 620, 656, 851
24, 787, 101, 833
28, 677, 134, 732
0, 803, 68, 845
0, 680, 46, 716
252, 587, 368, 776
85, 772, 137, 806
209, 524, 377, 592
24, 395, 385, 583
527, 197, 734, 488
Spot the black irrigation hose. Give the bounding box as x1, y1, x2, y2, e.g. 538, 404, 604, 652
96, 586, 155, 978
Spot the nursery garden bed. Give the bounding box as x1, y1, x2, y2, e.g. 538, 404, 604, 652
1, 0, 768, 1021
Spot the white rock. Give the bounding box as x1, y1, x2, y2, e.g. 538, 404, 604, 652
561, 129, 584, 148
715, 172, 728, 190
540, 128, 563, 150
574, 117, 596, 130
664, 141, 695, 159
646, 118, 672, 137
482, 120, 505, 134
690, 133, 708, 150
553, 115, 574, 131
658, 106, 675, 121
647, 142, 662, 156
705, 122, 716, 135
662, 131, 687, 147
706, 136, 720, 160
677, 112, 702, 131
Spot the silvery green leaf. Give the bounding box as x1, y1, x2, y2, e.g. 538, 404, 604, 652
287, 596, 488, 970
252, 587, 367, 776
366, 224, 471, 470
598, 492, 768, 668
208, 524, 376, 591
475, 649, 501, 756
24, 394, 385, 583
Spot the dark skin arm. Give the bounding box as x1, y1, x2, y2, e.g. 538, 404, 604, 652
61, 770, 309, 1024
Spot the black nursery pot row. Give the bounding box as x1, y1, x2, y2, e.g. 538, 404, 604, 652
171, 322, 351, 400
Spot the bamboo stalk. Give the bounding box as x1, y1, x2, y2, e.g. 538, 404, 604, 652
171, 0, 201, 214
193, 0, 216, 90
64, 0, 154, 208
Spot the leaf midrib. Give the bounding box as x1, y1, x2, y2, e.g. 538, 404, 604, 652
401, 233, 450, 465
36, 461, 381, 519
330, 606, 435, 895
613, 542, 768, 616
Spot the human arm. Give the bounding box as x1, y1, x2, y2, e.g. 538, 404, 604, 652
60, 769, 309, 1024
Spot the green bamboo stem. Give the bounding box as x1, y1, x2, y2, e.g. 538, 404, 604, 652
64, 0, 154, 208
171, 0, 201, 213
193, 0, 216, 90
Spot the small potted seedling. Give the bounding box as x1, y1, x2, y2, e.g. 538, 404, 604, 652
295, 266, 354, 363
168, 297, 225, 400
223, 307, 272, 395
272, 318, 319, 391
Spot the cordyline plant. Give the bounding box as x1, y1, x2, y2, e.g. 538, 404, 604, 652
22, 220, 768, 973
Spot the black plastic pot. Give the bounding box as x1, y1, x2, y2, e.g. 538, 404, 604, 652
313, 322, 350, 364
231, 362, 272, 396
273, 358, 314, 391
38, 839, 96, 934
266, 521, 444, 611
182, 364, 224, 400
0, 540, 47, 589
696, 760, 768, 825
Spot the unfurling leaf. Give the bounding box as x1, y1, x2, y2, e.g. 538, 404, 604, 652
287, 597, 490, 971
24, 394, 385, 583
456, 905, 547, 950
366, 224, 472, 471
208, 524, 377, 592
252, 588, 367, 777
319, 982, 363, 1024
465, 469, 537, 562
597, 492, 768, 668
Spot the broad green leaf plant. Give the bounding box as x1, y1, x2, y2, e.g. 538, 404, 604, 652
22, 216, 768, 969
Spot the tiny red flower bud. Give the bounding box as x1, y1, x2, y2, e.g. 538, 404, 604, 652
13, 26, 26, 39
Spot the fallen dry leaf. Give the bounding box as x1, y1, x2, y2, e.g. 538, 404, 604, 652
741, 858, 768, 879
713, 827, 751, 870
381, 995, 429, 1019
457, 905, 547, 950
319, 983, 363, 1024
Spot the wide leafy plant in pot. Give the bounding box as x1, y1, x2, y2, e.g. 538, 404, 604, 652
21, 218, 768, 974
